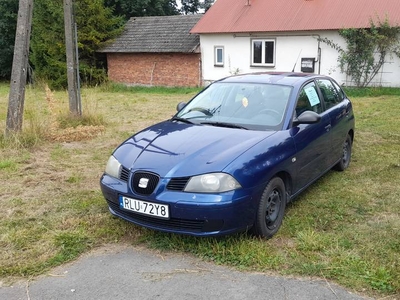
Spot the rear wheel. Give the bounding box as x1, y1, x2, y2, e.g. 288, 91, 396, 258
252, 177, 286, 239
334, 134, 352, 171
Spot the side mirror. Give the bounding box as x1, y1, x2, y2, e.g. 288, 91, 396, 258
176, 102, 187, 111
292, 110, 321, 126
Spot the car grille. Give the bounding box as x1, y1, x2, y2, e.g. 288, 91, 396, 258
131, 172, 159, 195
107, 200, 206, 232
166, 177, 190, 191
118, 168, 191, 193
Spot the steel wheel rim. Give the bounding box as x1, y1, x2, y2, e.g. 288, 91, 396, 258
265, 189, 281, 228
342, 140, 350, 165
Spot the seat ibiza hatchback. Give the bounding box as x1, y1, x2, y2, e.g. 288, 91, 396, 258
100, 72, 355, 239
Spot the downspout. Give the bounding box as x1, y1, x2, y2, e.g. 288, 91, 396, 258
316, 35, 321, 74
198, 57, 202, 87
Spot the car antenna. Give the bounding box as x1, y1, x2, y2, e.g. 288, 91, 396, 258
291, 50, 302, 72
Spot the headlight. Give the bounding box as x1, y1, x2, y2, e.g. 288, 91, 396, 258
184, 173, 241, 193
105, 155, 122, 179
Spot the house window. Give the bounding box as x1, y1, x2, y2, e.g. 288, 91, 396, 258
214, 46, 224, 66
251, 39, 275, 66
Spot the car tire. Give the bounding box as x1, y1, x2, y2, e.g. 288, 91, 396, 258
252, 177, 286, 239
333, 134, 352, 171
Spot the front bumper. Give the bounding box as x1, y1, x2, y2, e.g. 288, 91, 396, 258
100, 174, 257, 237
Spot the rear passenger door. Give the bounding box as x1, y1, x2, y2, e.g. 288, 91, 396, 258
316, 79, 351, 166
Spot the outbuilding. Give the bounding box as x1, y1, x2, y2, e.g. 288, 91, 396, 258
100, 15, 202, 87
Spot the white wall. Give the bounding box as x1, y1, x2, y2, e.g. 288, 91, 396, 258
199, 31, 400, 87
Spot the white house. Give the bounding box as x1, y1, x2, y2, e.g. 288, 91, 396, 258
191, 0, 400, 87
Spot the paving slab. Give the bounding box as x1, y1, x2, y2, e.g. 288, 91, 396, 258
0, 245, 370, 300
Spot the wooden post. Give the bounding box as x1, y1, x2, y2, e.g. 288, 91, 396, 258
6, 0, 33, 134
64, 0, 81, 116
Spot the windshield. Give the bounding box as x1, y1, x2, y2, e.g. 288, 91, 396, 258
176, 82, 292, 130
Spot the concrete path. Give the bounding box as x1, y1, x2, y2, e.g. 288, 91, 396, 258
0, 245, 370, 300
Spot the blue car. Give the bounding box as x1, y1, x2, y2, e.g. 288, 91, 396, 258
100, 72, 355, 239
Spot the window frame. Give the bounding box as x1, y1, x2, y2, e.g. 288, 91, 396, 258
251, 38, 276, 67
214, 46, 224, 67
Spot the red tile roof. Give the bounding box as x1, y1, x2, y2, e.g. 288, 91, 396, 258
191, 0, 400, 33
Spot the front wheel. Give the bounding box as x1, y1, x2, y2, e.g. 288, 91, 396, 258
333, 134, 352, 171
252, 177, 286, 239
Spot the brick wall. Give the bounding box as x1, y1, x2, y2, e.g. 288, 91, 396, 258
107, 53, 202, 87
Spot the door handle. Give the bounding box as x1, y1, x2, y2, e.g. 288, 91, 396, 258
325, 124, 331, 131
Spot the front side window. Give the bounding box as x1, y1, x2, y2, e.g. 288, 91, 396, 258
214, 46, 224, 66
296, 81, 323, 116
251, 39, 275, 66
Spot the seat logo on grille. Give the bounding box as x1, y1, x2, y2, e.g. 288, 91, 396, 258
138, 178, 149, 188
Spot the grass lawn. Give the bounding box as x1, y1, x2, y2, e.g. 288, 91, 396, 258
0, 83, 399, 299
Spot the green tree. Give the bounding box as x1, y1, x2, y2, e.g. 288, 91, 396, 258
320, 18, 400, 87
202, 0, 214, 12
0, 0, 19, 80
30, 0, 66, 88
31, 0, 123, 89
75, 0, 124, 86
180, 0, 215, 15
104, 0, 179, 20
181, 0, 200, 15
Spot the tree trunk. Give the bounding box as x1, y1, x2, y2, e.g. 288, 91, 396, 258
6, 0, 33, 135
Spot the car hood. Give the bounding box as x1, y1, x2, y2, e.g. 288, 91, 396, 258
113, 121, 276, 177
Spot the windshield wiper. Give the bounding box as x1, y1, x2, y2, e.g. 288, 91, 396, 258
180, 107, 213, 117
200, 121, 248, 130
171, 116, 194, 124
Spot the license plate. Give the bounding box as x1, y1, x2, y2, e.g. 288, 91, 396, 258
119, 196, 169, 219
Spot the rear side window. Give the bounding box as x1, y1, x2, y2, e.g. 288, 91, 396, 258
316, 79, 342, 110
332, 80, 345, 101
295, 81, 323, 116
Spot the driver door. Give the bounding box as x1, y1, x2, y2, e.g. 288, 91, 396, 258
291, 81, 332, 192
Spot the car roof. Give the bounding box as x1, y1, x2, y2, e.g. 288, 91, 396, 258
217, 72, 327, 87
